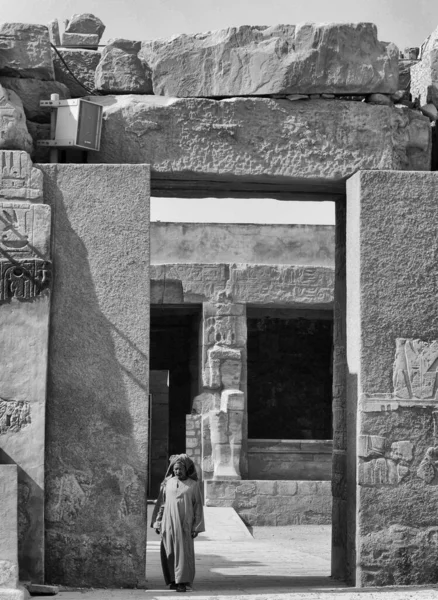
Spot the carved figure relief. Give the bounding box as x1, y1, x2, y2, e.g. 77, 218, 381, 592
0, 151, 43, 201
393, 338, 438, 400
363, 338, 438, 411
358, 434, 413, 486
0, 398, 31, 433
209, 390, 244, 480
417, 447, 438, 484
0, 260, 51, 301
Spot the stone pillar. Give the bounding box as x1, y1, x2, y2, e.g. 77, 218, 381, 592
347, 171, 438, 586
0, 151, 51, 583
209, 389, 244, 480
331, 198, 352, 581
0, 465, 28, 600
40, 164, 150, 588
191, 301, 247, 481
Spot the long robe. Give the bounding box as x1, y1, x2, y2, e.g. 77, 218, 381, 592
158, 476, 205, 585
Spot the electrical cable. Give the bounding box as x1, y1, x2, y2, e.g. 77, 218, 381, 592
50, 43, 102, 96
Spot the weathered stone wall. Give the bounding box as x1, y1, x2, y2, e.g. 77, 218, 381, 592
41, 164, 150, 588
150, 263, 334, 308
347, 171, 438, 586
151, 223, 335, 267
0, 151, 51, 584
247, 440, 332, 481
205, 479, 332, 526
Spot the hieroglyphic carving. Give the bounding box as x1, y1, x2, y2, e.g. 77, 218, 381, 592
0, 151, 43, 201
363, 339, 438, 412
358, 434, 413, 486
0, 203, 51, 259
0, 260, 51, 301
0, 398, 31, 433
393, 338, 438, 400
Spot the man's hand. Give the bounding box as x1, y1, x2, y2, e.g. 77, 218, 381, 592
191, 532, 198, 539
155, 528, 160, 535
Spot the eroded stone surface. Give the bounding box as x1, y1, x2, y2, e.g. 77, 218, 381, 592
0, 466, 18, 588
150, 263, 334, 305
65, 14, 105, 39
0, 87, 33, 154
89, 96, 431, 178
205, 479, 332, 525
61, 33, 99, 48
0, 24, 54, 80
95, 40, 152, 94
0, 151, 43, 201
41, 164, 150, 588
347, 170, 438, 586
0, 78, 70, 123
411, 26, 438, 107
209, 390, 244, 480
140, 23, 398, 97
53, 49, 100, 97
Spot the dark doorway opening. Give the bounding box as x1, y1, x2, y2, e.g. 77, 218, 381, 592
149, 304, 202, 497
247, 307, 333, 440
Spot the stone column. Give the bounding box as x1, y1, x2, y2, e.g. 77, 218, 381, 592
192, 301, 247, 481
347, 171, 438, 586
0, 151, 51, 583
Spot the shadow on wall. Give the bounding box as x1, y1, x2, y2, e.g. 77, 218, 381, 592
44, 179, 148, 588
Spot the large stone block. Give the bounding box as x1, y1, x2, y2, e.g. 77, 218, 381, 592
65, 14, 105, 40
89, 96, 431, 181
0, 87, 32, 154
139, 23, 398, 97
41, 164, 150, 588
347, 171, 438, 586
53, 49, 100, 97
95, 40, 152, 94
411, 27, 438, 107
0, 78, 70, 123
61, 33, 99, 48
0, 24, 54, 80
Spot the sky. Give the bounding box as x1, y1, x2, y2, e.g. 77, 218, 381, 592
3, 0, 436, 224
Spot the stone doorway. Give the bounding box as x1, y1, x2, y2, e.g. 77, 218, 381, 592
149, 304, 202, 497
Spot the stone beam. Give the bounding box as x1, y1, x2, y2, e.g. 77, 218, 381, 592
150, 263, 334, 307
88, 97, 431, 189
347, 171, 438, 586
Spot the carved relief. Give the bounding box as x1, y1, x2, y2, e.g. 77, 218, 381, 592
0, 151, 43, 201
203, 346, 241, 390
363, 338, 438, 411
209, 390, 244, 480
0, 260, 51, 301
393, 339, 438, 400
0, 398, 31, 433
417, 447, 438, 484
0, 203, 51, 259
358, 434, 413, 486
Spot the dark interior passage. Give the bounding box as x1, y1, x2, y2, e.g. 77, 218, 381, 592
149, 305, 201, 496
247, 307, 333, 440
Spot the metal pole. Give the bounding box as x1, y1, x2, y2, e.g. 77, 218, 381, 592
50, 93, 59, 164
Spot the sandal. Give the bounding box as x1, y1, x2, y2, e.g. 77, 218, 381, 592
169, 583, 177, 590
176, 584, 186, 592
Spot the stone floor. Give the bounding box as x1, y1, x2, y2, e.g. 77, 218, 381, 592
51, 515, 438, 599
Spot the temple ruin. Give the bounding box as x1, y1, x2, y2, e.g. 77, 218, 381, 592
1, 12, 438, 596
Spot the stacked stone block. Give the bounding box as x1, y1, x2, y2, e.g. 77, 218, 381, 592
185, 414, 202, 464
205, 479, 332, 526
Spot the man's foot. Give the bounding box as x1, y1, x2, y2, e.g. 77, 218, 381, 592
185, 584, 193, 591
169, 583, 177, 590
176, 584, 186, 592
